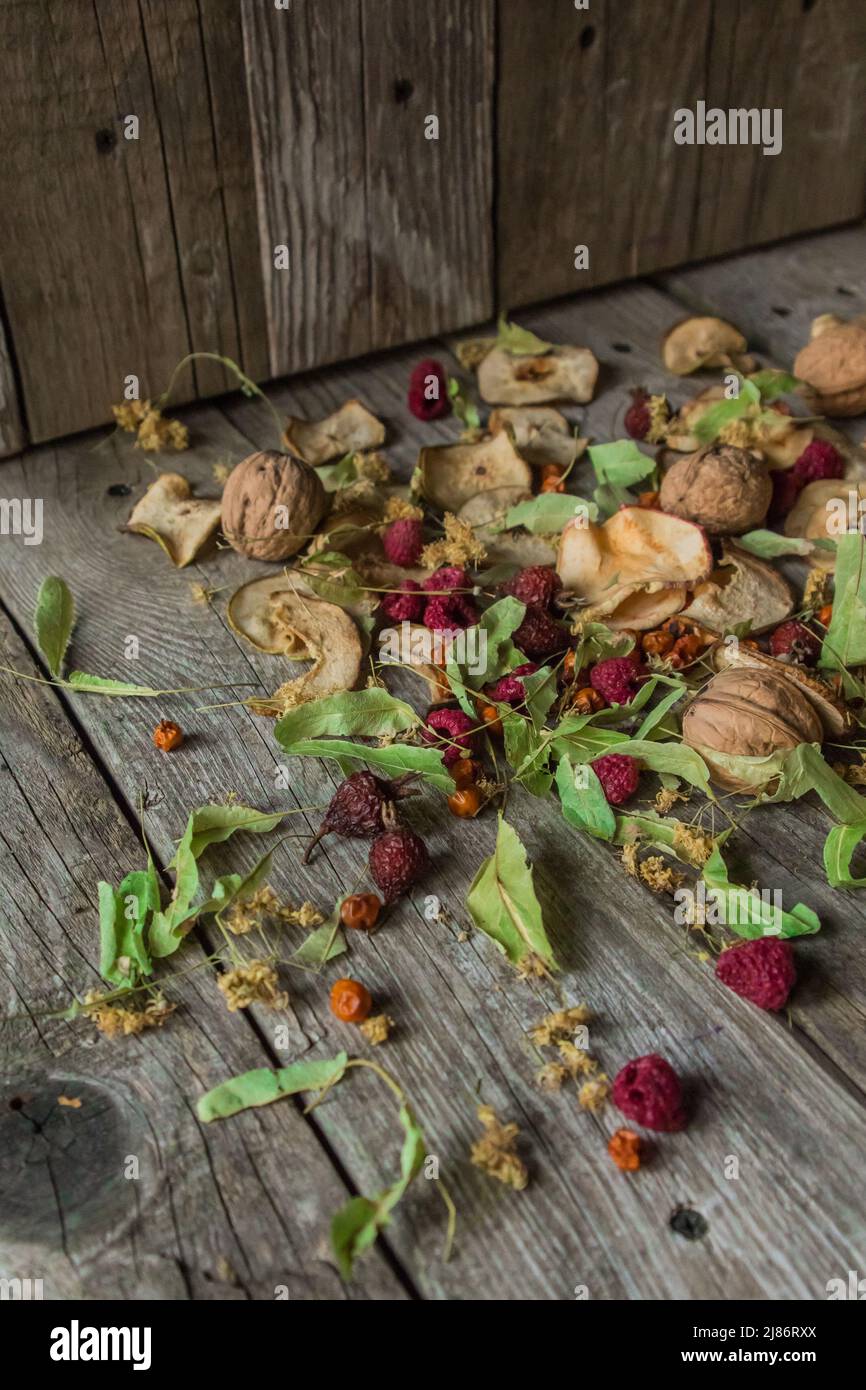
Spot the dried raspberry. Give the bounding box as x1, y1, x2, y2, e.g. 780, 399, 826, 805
423, 566, 467, 594
369, 827, 430, 902
769, 619, 821, 664
381, 579, 424, 623
591, 752, 640, 806
485, 662, 538, 706
500, 566, 561, 611
612, 1054, 685, 1132
408, 359, 451, 422
423, 595, 476, 632
715, 937, 796, 1012
422, 707, 477, 766
303, 770, 417, 862
589, 656, 645, 706
768, 468, 803, 521
624, 388, 651, 440
793, 438, 844, 485
382, 517, 423, 567
513, 606, 567, 660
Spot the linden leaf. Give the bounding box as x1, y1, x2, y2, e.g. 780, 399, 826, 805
588, 440, 656, 490
556, 755, 616, 841
819, 533, 866, 689
467, 816, 556, 970
701, 841, 820, 939
274, 688, 418, 744
197, 1054, 348, 1122
495, 315, 553, 356
34, 577, 76, 678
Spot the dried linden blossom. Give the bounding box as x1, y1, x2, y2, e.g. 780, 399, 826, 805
383, 495, 424, 523
557, 1041, 598, 1079
355, 451, 391, 483
803, 568, 831, 611
189, 582, 220, 606
421, 512, 487, 570
470, 1105, 528, 1191
359, 1013, 394, 1046
528, 1005, 592, 1047
645, 394, 671, 444
332, 478, 381, 513
112, 398, 189, 452
672, 824, 715, 865
85, 990, 176, 1039
226, 885, 324, 936
217, 960, 288, 1012
212, 461, 232, 486
535, 1062, 569, 1092
578, 1075, 610, 1112
833, 758, 866, 787
654, 787, 688, 815
639, 855, 685, 894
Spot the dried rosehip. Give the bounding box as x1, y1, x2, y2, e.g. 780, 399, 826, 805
304, 771, 417, 862
642, 629, 675, 658
570, 686, 605, 715
817, 604, 833, 627
153, 719, 183, 751
340, 893, 382, 932
452, 758, 481, 789
448, 786, 482, 818
330, 977, 373, 1023
669, 634, 704, 669
540, 475, 565, 494
408, 359, 451, 421
608, 1128, 642, 1172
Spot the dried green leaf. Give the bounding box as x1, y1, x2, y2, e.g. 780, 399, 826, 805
495, 315, 552, 357
467, 816, 556, 969
34, 577, 75, 678
275, 688, 418, 745
556, 755, 616, 840
197, 1053, 348, 1122
276, 737, 454, 790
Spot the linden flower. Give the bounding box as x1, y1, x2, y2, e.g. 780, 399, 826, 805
535, 1062, 568, 1092
470, 1105, 528, 1191
639, 855, 685, 893
621, 843, 639, 879
383, 495, 424, 523
86, 991, 175, 1039
673, 824, 715, 866
528, 1005, 592, 1048
557, 1041, 598, 1079
803, 568, 831, 611
117, 400, 188, 453
217, 960, 287, 1011
421, 513, 486, 570
654, 786, 688, 815
578, 1075, 610, 1112
355, 451, 391, 484
359, 1014, 394, 1046
226, 885, 324, 936
112, 399, 149, 432
645, 394, 671, 444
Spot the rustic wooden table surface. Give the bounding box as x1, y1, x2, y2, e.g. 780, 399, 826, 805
1, 224, 865, 1302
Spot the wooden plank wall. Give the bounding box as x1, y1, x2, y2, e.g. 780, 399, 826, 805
0, 0, 863, 450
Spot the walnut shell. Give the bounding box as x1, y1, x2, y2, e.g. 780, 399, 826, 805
682, 666, 822, 791
659, 444, 771, 535
221, 451, 327, 561
794, 321, 866, 417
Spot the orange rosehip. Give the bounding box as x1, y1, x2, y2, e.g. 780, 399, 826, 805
540, 476, 566, 493
571, 686, 605, 715
447, 786, 482, 818
608, 1127, 642, 1172
153, 719, 183, 751
637, 491, 660, 509
479, 703, 503, 734
330, 977, 373, 1023
641, 629, 675, 657
540, 462, 566, 481
669, 634, 703, 669
817, 604, 833, 627
452, 757, 481, 789
340, 893, 382, 932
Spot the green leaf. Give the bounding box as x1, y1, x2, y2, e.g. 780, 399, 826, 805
34, 577, 75, 678
617, 739, 713, 797
98, 866, 159, 985
634, 684, 687, 740
447, 375, 481, 430
701, 842, 820, 939
331, 1102, 428, 1279
183, 804, 286, 860
149, 813, 200, 957
292, 904, 347, 966
572, 622, 635, 669
276, 738, 454, 791
299, 550, 367, 606
66, 671, 168, 697
819, 533, 866, 689
556, 756, 616, 841
588, 440, 656, 490
497, 494, 597, 535
467, 816, 556, 970
496, 314, 552, 356
737, 529, 830, 560
692, 396, 749, 444
316, 454, 361, 491
612, 811, 709, 867
446, 597, 526, 714
521, 666, 558, 731
275, 688, 418, 746
503, 714, 553, 797
748, 369, 801, 401
197, 1053, 348, 1122
823, 822, 866, 889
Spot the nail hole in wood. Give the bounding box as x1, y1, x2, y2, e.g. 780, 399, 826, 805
580, 25, 595, 49
802, 0, 817, 12
669, 1206, 708, 1240
612, 342, 632, 354
771, 306, 791, 317
107, 483, 132, 496
837, 285, 854, 296
393, 79, 414, 104
8, 1097, 23, 1111
94, 127, 117, 155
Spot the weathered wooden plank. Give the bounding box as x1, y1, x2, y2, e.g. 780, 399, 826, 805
0, 609, 405, 1301
0, 0, 192, 441
359, 0, 494, 344
3, 316, 865, 1297
0, 312, 24, 457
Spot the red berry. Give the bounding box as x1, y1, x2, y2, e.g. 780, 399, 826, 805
381, 579, 424, 623
422, 707, 477, 766
769, 619, 821, 664
501, 566, 561, 611
768, 468, 804, 521
715, 937, 796, 1012
589, 656, 644, 706
303, 771, 418, 862
485, 662, 538, 706
382, 517, 423, 567
423, 595, 475, 632
612, 1054, 685, 1132
793, 439, 844, 485
423, 566, 467, 594
513, 605, 567, 660
408, 359, 451, 421
369, 827, 430, 902
591, 752, 640, 805
624, 388, 651, 440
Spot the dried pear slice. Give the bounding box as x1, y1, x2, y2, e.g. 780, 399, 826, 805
283, 400, 385, 466
126, 473, 222, 567
557, 506, 712, 595
418, 431, 532, 512
228, 573, 374, 655
785, 479, 866, 570
661, 316, 755, 376
477, 345, 599, 406
240, 591, 363, 715
488, 406, 584, 468
456, 486, 533, 528
681, 543, 793, 634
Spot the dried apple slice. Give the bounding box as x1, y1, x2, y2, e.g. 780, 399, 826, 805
682, 543, 793, 634
661, 316, 755, 376
126, 473, 222, 567
228, 573, 375, 655
283, 400, 385, 466
581, 584, 688, 631
418, 431, 532, 511
785, 479, 866, 570
236, 590, 363, 714
488, 406, 585, 468
477, 345, 598, 406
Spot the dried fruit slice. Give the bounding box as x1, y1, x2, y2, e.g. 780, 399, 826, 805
456, 485, 533, 528
784, 479, 866, 570
283, 399, 385, 465
418, 431, 532, 512
488, 406, 585, 468
240, 591, 364, 714
126, 473, 222, 567
682, 543, 793, 634
228, 573, 375, 655
477, 345, 598, 405
661, 316, 755, 376
713, 642, 853, 738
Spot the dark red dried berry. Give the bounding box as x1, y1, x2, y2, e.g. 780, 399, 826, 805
500, 566, 561, 611
769, 619, 821, 664
382, 517, 424, 567
768, 468, 803, 522
624, 388, 651, 440
612, 1054, 685, 1132
369, 827, 430, 902
513, 605, 568, 660
303, 771, 418, 863
381, 579, 425, 623
408, 359, 451, 422
793, 438, 844, 485
715, 937, 796, 1012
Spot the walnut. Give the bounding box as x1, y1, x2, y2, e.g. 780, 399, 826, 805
221, 451, 327, 561
682, 666, 823, 792
659, 444, 771, 535
793, 315, 866, 417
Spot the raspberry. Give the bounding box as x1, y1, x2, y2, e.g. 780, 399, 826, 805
612, 1054, 685, 1132
408, 359, 451, 422
501, 566, 561, 611
423, 595, 477, 632
624, 388, 651, 440
485, 662, 538, 706
303, 770, 418, 862
381, 579, 424, 623
589, 656, 644, 706
423, 566, 467, 594
591, 752, 640, 805
369, 827, 430, 901
382, 517, 423, 567
793, 438, 844, 485
769, 619, 821, 664
422, 707, 477, 766
715, 937, 796, 1012
514, 606, 567, 660
768, 468, 803, 521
